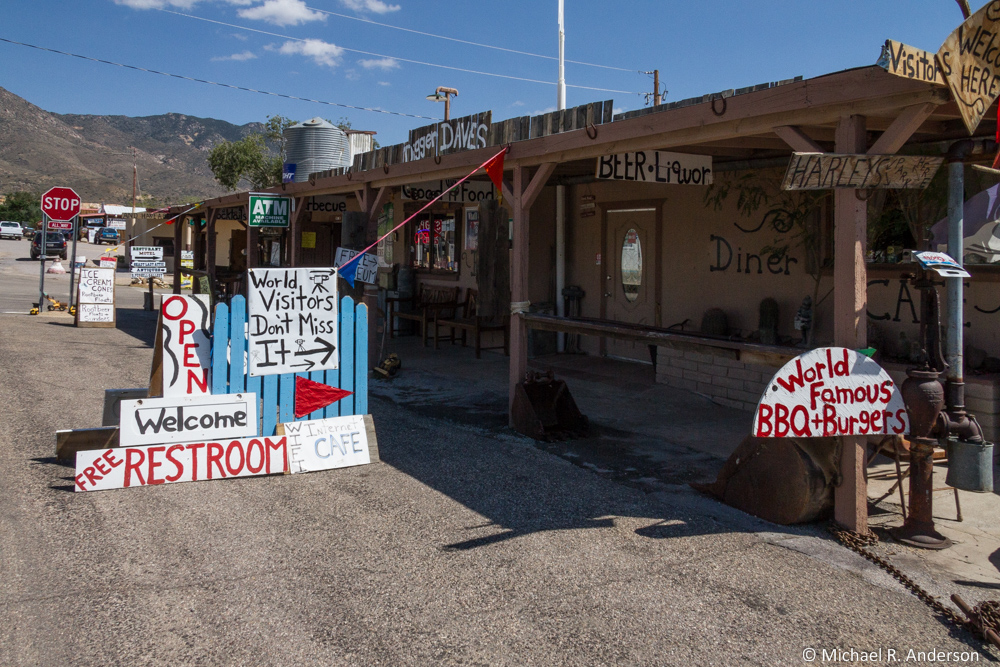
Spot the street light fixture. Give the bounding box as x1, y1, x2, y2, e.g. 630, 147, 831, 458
426, 86, 458, 120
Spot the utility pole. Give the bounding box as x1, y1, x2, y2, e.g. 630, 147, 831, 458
130, 145, 137, 254
555, 0, 567, 351
653, 69, 662, 105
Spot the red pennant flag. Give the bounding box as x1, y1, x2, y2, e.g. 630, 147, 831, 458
294, 375, 353, 418
484, 148, 507, 205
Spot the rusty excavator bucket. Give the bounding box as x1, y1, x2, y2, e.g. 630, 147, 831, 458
511, 371, 589, 441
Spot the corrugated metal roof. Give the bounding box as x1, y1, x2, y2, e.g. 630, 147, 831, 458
101, 204, 147, 215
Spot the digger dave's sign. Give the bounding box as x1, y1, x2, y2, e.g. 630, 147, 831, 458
752, 347, 909, 438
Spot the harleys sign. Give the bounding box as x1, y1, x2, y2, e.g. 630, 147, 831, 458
596, 150, 713, 185
752, 348, 909, 438
74, 436, 288, 492
119, 393, 258, 447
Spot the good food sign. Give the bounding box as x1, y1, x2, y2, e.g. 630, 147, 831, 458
752, 348, 909, 438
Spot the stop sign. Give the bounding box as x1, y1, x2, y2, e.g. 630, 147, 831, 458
40, 187, 81, 222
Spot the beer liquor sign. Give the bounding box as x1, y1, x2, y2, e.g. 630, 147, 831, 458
249, 193, 291, 228
752, 348, 909, 438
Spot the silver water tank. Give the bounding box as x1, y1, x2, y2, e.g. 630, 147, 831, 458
283, 118, 350, 182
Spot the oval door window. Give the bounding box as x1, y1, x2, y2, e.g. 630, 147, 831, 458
621, 228, 642, 302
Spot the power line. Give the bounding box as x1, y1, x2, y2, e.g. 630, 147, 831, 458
0, 36, 438, 120
161, 10, 641, 96
305, 3, 636, 73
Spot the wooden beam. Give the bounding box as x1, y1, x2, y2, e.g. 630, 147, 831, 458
289, 197, 308, 267
774, 125, 824, 152
173, 214, 184, 294
509, 165, 530, 421
867, 102, 940, 154
206, 208, 217, 298
501, 181, 514, 206
833, 114, 869, 535
520, 163, 557, 210
367, 186, 391, 224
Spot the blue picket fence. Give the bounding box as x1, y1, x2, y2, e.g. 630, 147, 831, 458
210, 294, 368, 436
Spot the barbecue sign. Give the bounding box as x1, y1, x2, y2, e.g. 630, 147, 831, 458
752, 348, 909, 438
249, 193, 291, 227
247, 267, 339, 376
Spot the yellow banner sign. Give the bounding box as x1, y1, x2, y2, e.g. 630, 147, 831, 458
938, 0, 1000, 134
781, 153, 943, 190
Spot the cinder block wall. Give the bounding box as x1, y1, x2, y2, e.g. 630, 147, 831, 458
654, 346, 776, 412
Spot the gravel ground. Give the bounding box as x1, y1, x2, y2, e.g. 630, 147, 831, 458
0, 242, 991, 665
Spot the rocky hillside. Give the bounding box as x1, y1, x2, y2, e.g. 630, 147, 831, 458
0, 86, 262, 204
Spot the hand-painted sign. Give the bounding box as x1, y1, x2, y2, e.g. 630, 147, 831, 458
781, 153, 943, 190
78, 267, 115, 304
119, 393, 258, 447
73, 436, 288, 492
877, 39, 947, 86
78, 303, 114, 323
249, 193, 291, 227
180, 250, 193, 290
334, 247, 378, 285
247, 267, 339, 376
752, 348, 909, 438
401, 179, 495, 203
131, 246, 164, 260
107, 218, 127, 229
938, 1, 1000, 134
403, 111, 492, 162
215, 205, 247, 221
304, 195, 348, 213
282, 415, 371, 474
596, 150, 713, 185
99, 256, 118, 269
161, 295, 212, 397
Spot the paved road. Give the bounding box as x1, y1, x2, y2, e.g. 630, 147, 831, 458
0, 263, 989, 665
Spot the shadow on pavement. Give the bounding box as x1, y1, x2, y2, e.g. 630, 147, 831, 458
115, 307, 158, 346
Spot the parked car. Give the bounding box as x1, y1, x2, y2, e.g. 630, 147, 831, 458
22, 225, 35, 239
30, 231, 67, 260
0, 221, 22, 240
96, 227, 120, 245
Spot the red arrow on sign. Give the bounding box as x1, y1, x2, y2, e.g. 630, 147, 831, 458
40, 187, 81, 222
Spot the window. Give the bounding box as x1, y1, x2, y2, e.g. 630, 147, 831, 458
153, 237, 175, 257
411, 213, 458, 273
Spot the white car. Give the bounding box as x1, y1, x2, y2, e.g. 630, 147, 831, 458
0, 221, 23, 240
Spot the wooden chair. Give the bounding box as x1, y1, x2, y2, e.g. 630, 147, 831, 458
434, 289, 509, 359
387, 284, 459, 347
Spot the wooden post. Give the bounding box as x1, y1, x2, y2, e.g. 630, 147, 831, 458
206, 208, 217, 299
173, 214, 184, 294
289, 196, 308, 268
246, 205, 257, 272
510, 165, 529, 420
834, 114, 868, 533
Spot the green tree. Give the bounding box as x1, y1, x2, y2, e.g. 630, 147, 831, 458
208, 115, 293, 191
0, 191, 42, 224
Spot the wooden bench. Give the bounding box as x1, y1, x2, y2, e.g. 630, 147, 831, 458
433, 289, 509, 358
387, 284, 459, 347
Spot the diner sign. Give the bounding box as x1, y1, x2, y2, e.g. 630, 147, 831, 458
752, 348, 909, 439
73, 436, 288, 492
119, 393, 258, 447
781, 152, 943, 190
403, 111, 491, 162
938, 1, 1000, 134
596, 150, 713, 185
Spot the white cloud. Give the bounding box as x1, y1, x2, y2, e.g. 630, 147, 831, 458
279, 39, 343, 67
358, 57, 398, 71
532, 106, 556, 116
340, 0, 400, 14
345, 69, 361, 81
238, 0, 325, 26
232, 32, 248, 40
212, 50, 257, 61
511, 100, 524, 107
377, 81, 390, 86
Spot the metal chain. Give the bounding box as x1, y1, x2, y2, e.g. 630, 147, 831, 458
976, 601, 1000, 636
827, 525, 973, 630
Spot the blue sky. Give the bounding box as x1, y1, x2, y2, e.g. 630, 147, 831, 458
0, 1, 987, 146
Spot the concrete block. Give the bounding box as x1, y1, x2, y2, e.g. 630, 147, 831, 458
741, 402, 758, 412
697, 382, 718, 396
673, 358, 699, 372
743, 380, 767, 397
728, 388, 762, 403
714, 357, 746, 369
698, 362, 729, 377
669, 377, 698, 392
967, 379, 1000, 401
658, 365, 684, 380
683, 350, 713, 363
712, 375, 744, 390
656, 345, 683, 358
728, 367, 763, 382
683, 370, 713, 384
966, 395, 1000, 416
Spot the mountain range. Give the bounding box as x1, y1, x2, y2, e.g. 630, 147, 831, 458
0, 86, 261, 205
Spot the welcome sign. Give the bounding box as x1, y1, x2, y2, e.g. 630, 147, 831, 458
119, 393, 258, 447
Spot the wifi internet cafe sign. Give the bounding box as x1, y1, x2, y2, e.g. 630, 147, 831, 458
249, 193, 291, 228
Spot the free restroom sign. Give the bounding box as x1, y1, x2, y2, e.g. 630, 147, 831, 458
249, 193, 291, 227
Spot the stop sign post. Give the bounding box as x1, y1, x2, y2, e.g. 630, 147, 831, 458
37, 187, 82, 314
